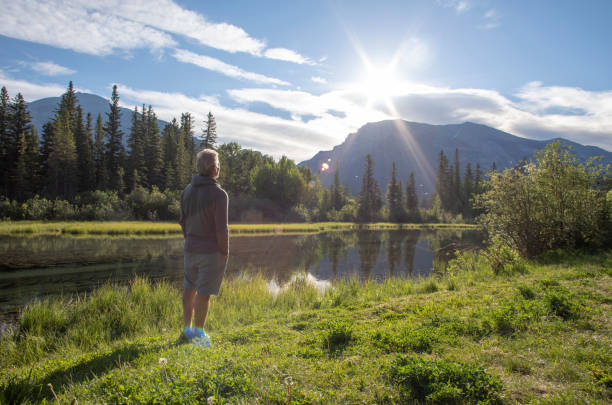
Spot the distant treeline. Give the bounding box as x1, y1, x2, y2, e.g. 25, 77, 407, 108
0, 81, 487, 223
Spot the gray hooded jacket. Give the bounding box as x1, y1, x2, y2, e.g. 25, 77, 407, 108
179, 175, 229, 255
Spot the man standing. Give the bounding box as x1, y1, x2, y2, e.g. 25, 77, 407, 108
178, 149, 229, 345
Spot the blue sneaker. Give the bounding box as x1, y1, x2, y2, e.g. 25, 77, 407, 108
185, 327, 211, 348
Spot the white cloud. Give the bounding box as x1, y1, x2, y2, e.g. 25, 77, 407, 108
172, 49, 290, 86
0, 0, 176, 56
311, 76, 328, 84
437, 0, 471, 13
481, 9, 501, 29
0, 0, 312, 64
0, 70, 68, 100
263, 48, 315, 65
29, 61, 76, 76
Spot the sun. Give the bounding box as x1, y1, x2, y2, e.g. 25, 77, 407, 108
360, 65, 400, 104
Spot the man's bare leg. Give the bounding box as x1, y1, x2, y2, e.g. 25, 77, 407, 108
193, 294, 211, 330
183, 288, 197, 328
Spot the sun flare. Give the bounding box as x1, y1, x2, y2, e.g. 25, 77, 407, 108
360, 66, 400, 103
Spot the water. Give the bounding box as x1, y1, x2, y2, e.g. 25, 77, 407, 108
0, 229, 484, 322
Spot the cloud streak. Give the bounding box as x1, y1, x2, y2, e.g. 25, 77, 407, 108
172, 49, 290, 86
29, 61, 76, 76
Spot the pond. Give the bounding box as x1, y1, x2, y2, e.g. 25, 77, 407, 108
0, 229, 484, 322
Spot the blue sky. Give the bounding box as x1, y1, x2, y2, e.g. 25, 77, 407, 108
1, 0, 611, 160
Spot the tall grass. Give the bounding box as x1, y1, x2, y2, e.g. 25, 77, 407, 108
0, 220, 480, 237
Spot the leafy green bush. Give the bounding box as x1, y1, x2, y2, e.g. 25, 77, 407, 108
373, 327, 438, 353
320, 319, 353, 354
388, 356, 503, 404
482, 239, 527, 275
478, 142, 610, 258
545, 291, 581, 320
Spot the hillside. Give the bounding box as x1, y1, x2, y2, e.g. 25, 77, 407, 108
27, 92, 169, 141
300, 120, 612, 195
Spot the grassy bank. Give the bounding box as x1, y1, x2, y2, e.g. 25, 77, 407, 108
0, 220, 479, 237
1, 252, 611, 404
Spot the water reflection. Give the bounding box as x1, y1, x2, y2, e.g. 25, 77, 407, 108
0, 229, 484, 321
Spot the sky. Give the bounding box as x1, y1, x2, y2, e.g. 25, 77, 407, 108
1, 0, 611, 161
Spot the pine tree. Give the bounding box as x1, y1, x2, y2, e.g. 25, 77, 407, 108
8, 93, 32, 199
127, 106, 145, 190
75, 107, 94, 192
435, 150, 451, 212
202, 111, 217, 149
462, 163, 474, 219
104, 85, 125, 191
25, 126, 41, 197
93, 114, 107, 190
331, 165, 345, 211
40, 122, 54, 182
162, 120, 178, 190
48, 108, 77, 197
405, 171, 420, 222
386, 162, 404, 222
0, 87, 11, 196
453, 148, 461, 215
181, 112, 196, 177
144, 106, 163, 189
175, 125, 189, 189
357, 154, 382, 222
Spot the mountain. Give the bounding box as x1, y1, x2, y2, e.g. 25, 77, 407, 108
300, 120, 612, 197
27, 92, 169, 142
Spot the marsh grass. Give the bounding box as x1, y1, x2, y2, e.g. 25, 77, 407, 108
1, 251, 610, 404
0, 220, 479, 237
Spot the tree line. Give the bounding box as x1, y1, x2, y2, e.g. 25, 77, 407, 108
0, 81, 491, 223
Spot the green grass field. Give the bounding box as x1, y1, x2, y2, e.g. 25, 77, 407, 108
1, 251, 610, 404
0, 220, 479, 237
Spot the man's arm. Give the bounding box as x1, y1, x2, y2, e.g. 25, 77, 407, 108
178, 189, 187, 238
215, 190, 229, 257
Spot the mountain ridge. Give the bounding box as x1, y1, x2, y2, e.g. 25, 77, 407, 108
300, 120, 612, 196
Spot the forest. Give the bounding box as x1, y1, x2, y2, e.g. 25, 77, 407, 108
0, 81, 488, 223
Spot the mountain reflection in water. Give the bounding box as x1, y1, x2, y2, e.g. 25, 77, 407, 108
0, 229, 483, 321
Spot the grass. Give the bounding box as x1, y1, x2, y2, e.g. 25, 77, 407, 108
0, 220, 479, 237
1, 252, 610, 403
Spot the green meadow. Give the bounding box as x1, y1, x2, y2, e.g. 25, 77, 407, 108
0, 220, 478, 237
1, 250, 610, 404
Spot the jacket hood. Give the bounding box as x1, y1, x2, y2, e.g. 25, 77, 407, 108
191, 175, 218, 187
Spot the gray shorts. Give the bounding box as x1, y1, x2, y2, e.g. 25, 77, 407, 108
183, 252, 227, 295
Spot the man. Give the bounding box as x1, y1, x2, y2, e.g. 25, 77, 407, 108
177, 148, 229, 345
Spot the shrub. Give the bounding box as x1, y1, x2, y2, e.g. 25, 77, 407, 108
388, 356, 503, 404
545, 291, 580, 320
321, 319, 353, 354
482, 239, 527, 275
373, 327, 438, 353
478, 141, 610, 258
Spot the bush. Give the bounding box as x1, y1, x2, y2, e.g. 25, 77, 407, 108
478, 142, 610, 258
320, 319, 353, 354
482, 239, 527, 275
388, 356, 503, 404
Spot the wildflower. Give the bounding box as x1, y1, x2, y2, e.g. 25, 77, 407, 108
207, 396, 214, 405
158, 357, 168, 366
284, 376, 293, 386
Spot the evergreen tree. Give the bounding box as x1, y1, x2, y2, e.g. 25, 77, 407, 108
25, 126, 41, 197
14, 131, 28, 200
181, 112, 196, 178
435, 150, 451, 212
40, 122, 54, 186
8, 93, 32, 198
175, 125, 189, 189
331, 165, 345, 211
0, 87, 11, 196
48, 108, 77, 197
357, 154, 382, 222
405, 171, 420, 222
202, 111, 217, 149
386, 162, 404, 222
162, 120, 178, 190
127, 106, 145, 190
93, 114, 107, 190
453, 148, 461, 214
104, 85, 125, 191
462, 163, 474, 219
144, 105, 163, 189
75, 107, 95, 192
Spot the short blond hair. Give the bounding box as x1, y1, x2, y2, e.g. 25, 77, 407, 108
196, 149, 219, 176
